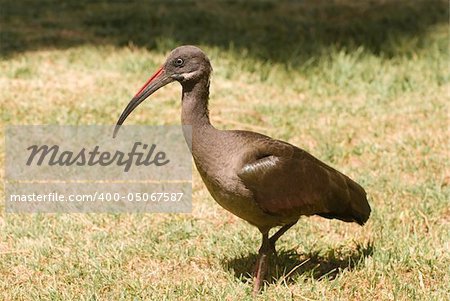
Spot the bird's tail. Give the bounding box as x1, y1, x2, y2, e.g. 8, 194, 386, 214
346, 179, 371, 225
317, 175, 371, 226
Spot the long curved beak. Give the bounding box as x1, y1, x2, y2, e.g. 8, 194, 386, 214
113, 67, 174, 138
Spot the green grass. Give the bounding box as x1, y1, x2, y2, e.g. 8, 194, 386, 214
1, 0, 449, 300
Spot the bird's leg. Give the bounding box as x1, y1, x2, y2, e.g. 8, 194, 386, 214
268, 222, 297, 257
252, 232, 270, 295
252, 222, 297, 294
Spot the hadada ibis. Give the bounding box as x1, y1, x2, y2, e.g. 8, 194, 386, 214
114, 45, 371, 293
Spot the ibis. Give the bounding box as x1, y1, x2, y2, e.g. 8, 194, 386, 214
114, 45, 371, 293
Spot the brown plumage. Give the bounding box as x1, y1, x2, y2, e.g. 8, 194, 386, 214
114, 45, 371, 293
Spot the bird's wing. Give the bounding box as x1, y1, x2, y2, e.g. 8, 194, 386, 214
236, 136, 371, 225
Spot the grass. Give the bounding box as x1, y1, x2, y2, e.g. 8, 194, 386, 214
1, 0, 449, 300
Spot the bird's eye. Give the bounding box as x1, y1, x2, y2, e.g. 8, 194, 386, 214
174, 58, 184, 67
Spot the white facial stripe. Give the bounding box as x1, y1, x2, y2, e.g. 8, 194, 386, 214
181, 71, 197, 80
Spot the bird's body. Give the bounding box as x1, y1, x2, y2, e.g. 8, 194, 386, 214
192, 129, 370, 230
114, 45, 371, 293
188, 122, 371, 229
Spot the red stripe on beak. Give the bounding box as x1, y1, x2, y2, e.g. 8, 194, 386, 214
134, 67, 164, 97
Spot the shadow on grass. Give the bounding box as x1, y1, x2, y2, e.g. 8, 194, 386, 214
0, 0, 447, 63
224, 241, 374, 284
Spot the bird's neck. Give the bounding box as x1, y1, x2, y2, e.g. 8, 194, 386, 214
180, 76, 217, 160
181, 77, 212, 129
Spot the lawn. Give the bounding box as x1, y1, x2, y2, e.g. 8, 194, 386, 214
1, 0, 449, 300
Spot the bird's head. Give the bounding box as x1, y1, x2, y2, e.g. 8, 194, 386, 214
164, 45, 212, 83
113, 45, 211, 137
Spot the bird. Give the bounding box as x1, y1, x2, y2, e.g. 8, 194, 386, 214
113, 45, 371, 293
